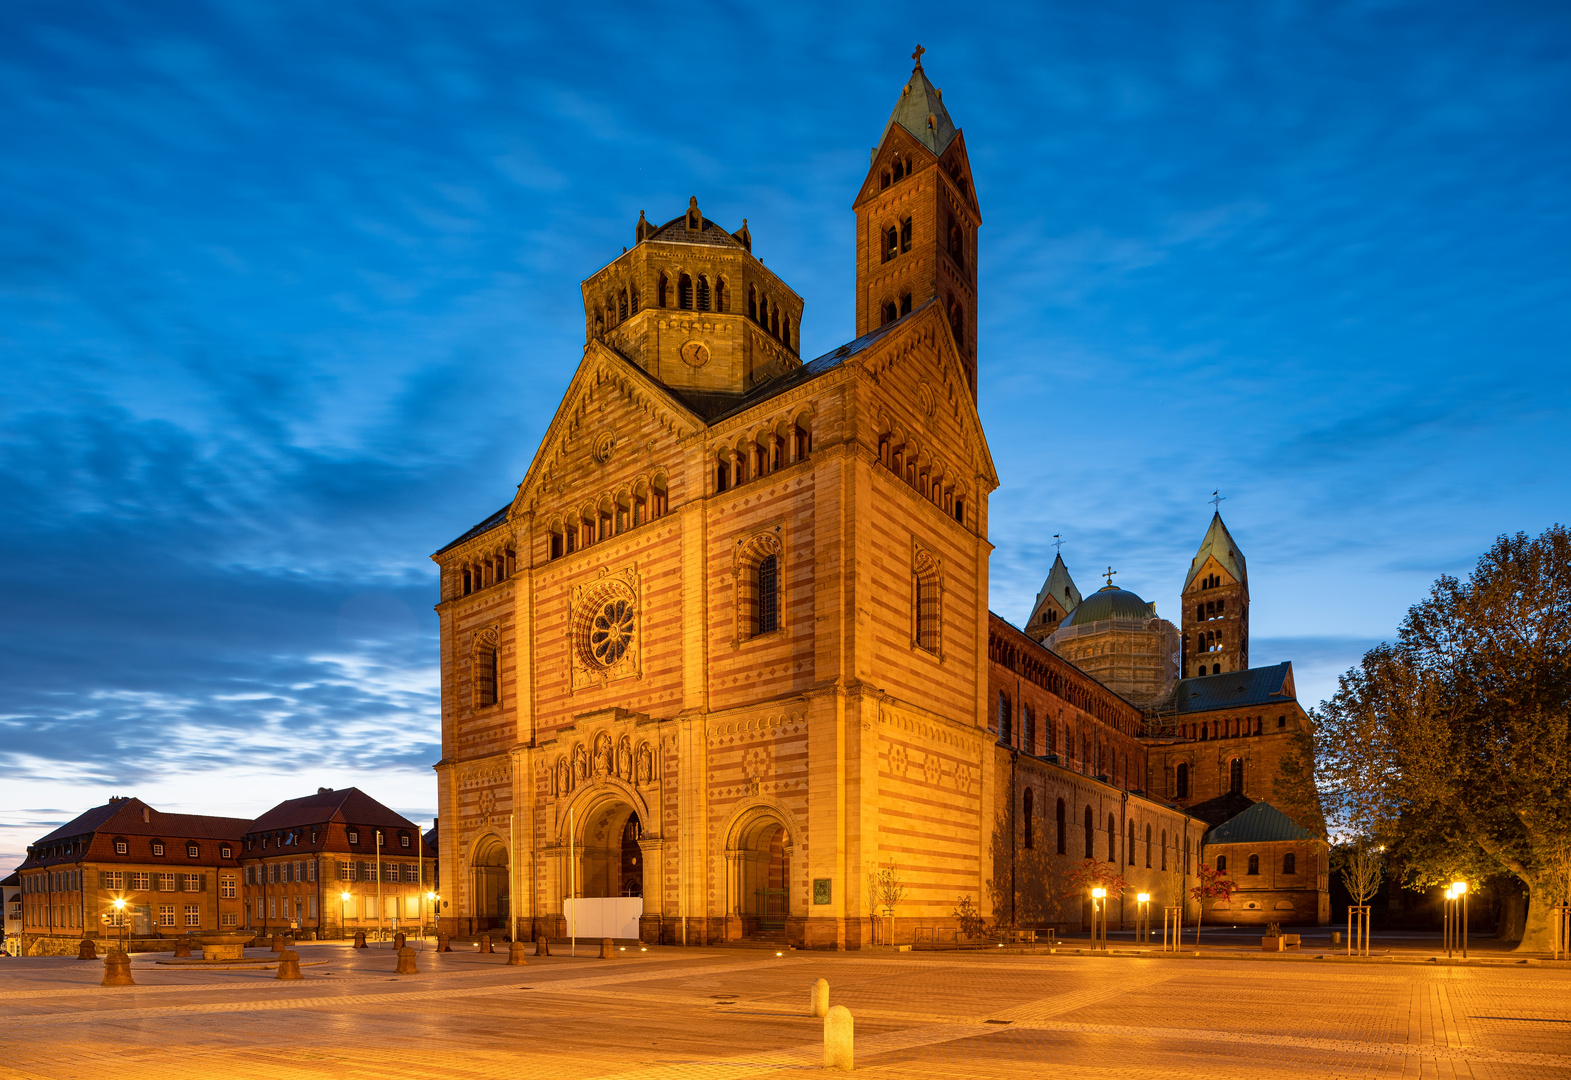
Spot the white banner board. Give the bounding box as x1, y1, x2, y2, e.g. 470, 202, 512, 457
563, 897, 643, 940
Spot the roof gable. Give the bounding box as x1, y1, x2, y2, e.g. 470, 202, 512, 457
1028, 554, 1082, 625
1185, 513, 1248, 590
246, 787, 418, 834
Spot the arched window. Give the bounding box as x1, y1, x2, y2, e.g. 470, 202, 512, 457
948, 221, 965, 269
1083, 805, 1094, 858
1107, 813, 1117, 863
948, 298, 965, 347
1056, 799, 1066, 855
630, 286, 640, 314
657, 273, 669, 309
472, 631, 499, 708
900, 291, 912, 316
716, 453, 731, 493
880, 170, 891, 190
678, 273, 693, 310
1213, 664, 1221, 675
1127, 820, 1136, 865
1023, 705, 1035, 755
696, 276, 711, 311
883, 302, 898, 325
1145, 824, 1153, 868
781, 315, 792, 351
883, 226, 898, 262
1023, 788, 1034, 850
618, 289, 628, 320
1175, 763, 1189, 799
1160, 830, 1168, 870
1283, 853, 1296, 875
771, 309, 780, 339
650, 477, 668, 519
714, 278, 727, 313
755, 554, 779, 635
996, 692, 1011, 745
748, 286, 758, 322
913, 550, 941, 654
900, 217, 912, 253
1216, 855, 1227, 873
1229, 758, 1244, 795
1247, 854, 1260, 876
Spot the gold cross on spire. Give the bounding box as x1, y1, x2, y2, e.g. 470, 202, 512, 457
1104, 566, 1117, 588
1210, 490, 1226, 513
912, 44, 926, 68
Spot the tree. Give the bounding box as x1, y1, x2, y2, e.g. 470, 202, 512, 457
1336, 841, 1384, 909
1315, 526, 1571, 952
1189, 864, 1238, 948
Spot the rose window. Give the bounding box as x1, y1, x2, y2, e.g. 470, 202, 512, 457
588, 598, 634, 668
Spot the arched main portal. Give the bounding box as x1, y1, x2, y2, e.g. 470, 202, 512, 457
571, 797, 642, 900
729, 812, 792, 937
470, 834, 509, 932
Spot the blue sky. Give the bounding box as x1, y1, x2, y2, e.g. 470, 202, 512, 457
3, 1, 1568, 872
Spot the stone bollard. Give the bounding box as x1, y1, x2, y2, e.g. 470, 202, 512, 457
173, 938, 192, 958
480, 933, 492, 954
537, 937, 551, 957
395, 947, 419, 975
393, 932, 406, 950
354, 930, 367, 949
275, 949, 303, 980
78, 939, 97, 961
599, 937, 616, 960
810, 978, 829, 1018
823, 1005, 853, 1071
436, 933, 450, 953
102, 950, 135, 987
507, 939, 529, 966
270, 935, 283, 953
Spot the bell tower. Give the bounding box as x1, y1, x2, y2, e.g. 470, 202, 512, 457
852, 47, 982, 399
1181, 513, 1250, 677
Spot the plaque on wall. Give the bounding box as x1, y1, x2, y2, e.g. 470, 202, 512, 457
812, 878, 832, 905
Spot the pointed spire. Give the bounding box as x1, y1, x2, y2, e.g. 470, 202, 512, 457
882, 48, 958, 155
1184, 512, 1248, 590
635, 209, 655, 243
1027, 553, 1083, 632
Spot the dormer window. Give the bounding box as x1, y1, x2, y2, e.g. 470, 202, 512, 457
186, 844, 199, 858
114, 838, 128, 855
400, 833, 411, 848
348, 830, 359, 845
151, 841, 165, 857
221, 845, 232, 859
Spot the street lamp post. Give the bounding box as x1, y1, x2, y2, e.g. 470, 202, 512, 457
1136, 893, 1151, 945
340, 891, 351, 943
112, 897, 127, 954
1451, 880, 1468, 960
426, 892, 438, 940
1090, 888, 1107, 952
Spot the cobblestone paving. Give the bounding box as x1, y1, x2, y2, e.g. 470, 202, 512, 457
1, 943, 1568, 1078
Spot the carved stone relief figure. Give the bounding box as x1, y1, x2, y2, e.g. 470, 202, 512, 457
635, 741, 653, 786
593, 733, 613, 776
617, 736, 633, 780
573, 744, 589, 782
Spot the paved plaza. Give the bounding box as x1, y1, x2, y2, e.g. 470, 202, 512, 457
2, 938, 1569, 1079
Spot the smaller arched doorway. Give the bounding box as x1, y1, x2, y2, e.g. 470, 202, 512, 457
730, 813, 791, 938
471, 835, 509, 933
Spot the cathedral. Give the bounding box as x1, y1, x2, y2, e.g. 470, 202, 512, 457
430, 53, 1328, 949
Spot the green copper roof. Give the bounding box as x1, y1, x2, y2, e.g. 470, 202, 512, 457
1203, 801, 1313, 845
1184, 512, 1247, 590
883, 61, 958, 156
1066, 585, 1156, 626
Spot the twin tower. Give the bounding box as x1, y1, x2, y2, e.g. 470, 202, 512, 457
1025, 513, 1253, 710
578, 48, 981, 407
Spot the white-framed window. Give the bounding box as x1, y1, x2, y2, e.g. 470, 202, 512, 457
243, 866, 253, 885
267, 863, 276, 884
114, 840, 127, 855
308, 895, 317, 918
220, 845, 232, 859
184, 905, 200, 927
106, 910, 124, 927
220, 876, 236, 899
151, 841, 165, 856
129, 873, 150, 891
347, 830, 359, 845
255, 898, 264, 919
338, 861, 353, 881
158, 905, 175, 926
268, 897, 276, 919
307, 861, 316, 882
221, 912, 237, 927
400, 833, 410, 848
186, 843, 199, 858
101, 871, 124, 890
158, 873, 176, 892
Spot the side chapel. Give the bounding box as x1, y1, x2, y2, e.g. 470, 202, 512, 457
431, 52, 1327, 948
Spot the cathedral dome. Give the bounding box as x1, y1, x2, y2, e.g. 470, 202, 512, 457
1067, 586, 1156, 626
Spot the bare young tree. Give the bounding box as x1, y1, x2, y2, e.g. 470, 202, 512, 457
1337, 841, 1384, 908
